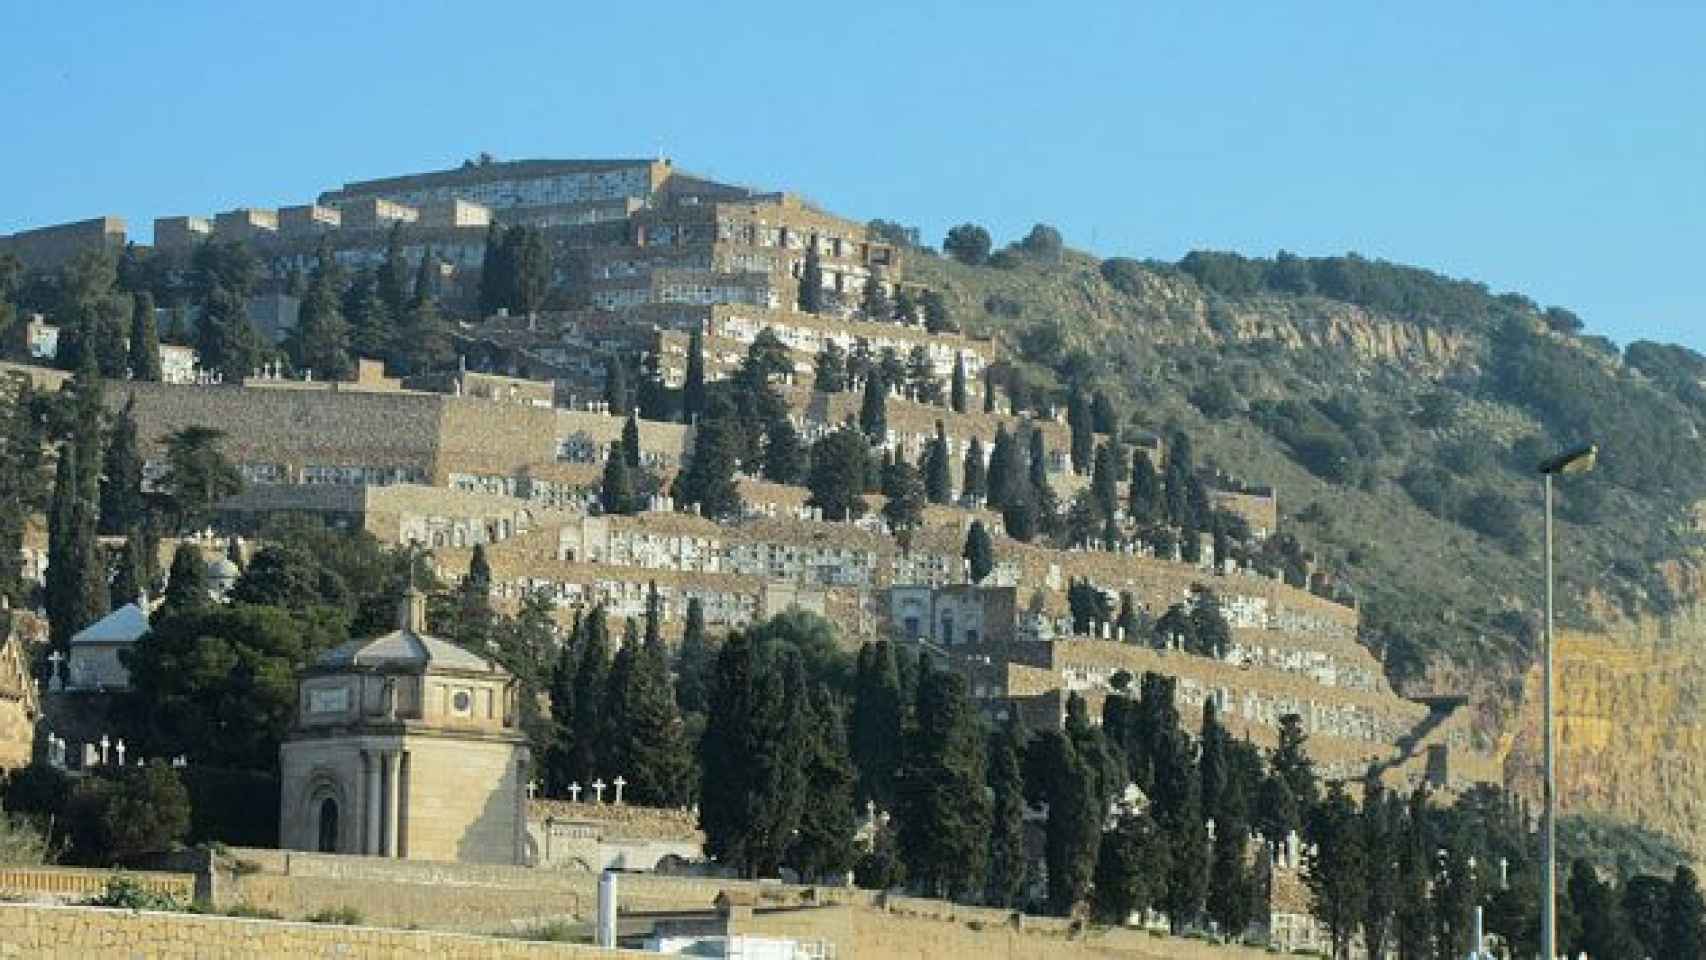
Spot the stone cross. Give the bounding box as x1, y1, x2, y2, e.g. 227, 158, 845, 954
591, 779, 606, 804
115, 739, 126, 766
866, 800, 876, 822
46, 651, 63, 692
527, 780, 539, 800
612, 776, 626, 805
99, 734, 110, 766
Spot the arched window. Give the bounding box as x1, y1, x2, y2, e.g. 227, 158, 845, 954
317, 797, 339, 853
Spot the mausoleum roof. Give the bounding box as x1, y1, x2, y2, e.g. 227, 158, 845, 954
313, 588, 502, 674
69, 602, 149, 646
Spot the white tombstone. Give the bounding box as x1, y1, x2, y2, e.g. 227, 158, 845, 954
82, 743, 99, 768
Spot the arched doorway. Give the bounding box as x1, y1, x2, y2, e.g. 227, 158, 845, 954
317, 797, 339, 853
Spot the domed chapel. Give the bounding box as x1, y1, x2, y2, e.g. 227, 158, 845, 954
279, 588, 530, 864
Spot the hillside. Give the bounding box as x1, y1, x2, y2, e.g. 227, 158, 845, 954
899, 237, 1706, 853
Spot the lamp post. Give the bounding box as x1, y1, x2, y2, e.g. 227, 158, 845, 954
1536, 442, 1596, 960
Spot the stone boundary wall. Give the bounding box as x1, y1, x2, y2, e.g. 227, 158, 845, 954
528, 801, 701, 842
0, 866, 195, 901
0, 903, 625, 958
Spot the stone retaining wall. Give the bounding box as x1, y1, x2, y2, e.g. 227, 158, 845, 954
0, 866, 195, 901
0, 903, 624, 958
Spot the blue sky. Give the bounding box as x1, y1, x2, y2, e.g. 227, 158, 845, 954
5, 2, 1702, 348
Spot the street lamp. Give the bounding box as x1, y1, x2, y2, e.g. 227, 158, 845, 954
1536, 442, 1596, 960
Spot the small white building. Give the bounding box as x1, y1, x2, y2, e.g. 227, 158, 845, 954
66, 602, 150, 690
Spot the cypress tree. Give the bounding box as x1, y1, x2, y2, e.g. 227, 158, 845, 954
1129, 450, 1161, 523
896, 663, 989, 900
924, 422, 952, 504
700, 629, 756, 869
1094, 809, 1165, 925
542, 615, 580, 796
682, 328, 707, 425
673, 597, 712, 716
962, 520, 995, 585
1357, 781, 1399, 960
515, 228, 550, 316
985, 717, 1028, 907
982, 366, 995, 413
604, 356, 630, 416
1272, 713, 1320, 818
1028, 427, 1048, 492
859, 369, 887, 442
798, 246, 824, 314
1068, 387, 1094, 474
813, 342, 847, 393
601, 593, 692, 807
378, 224, 411, 316
393, 280, 453, 376
292, 240, 352, 380
1165, 430, 1196, 525
962, 437, 986, 502
45, 441, 107, 646
1207, 772, 1254, 941
850, 641, 903, 810
880, 456, 925, 549
128, 292, 162, 381
1200, 699, 1227, 823
1392, 788, 1432, 960
786, 684, 858, 881
950, 355, 967, 414
1666, 865, 1706, 960
1153, 721, 1207, 932
1091, 441, 1118, 518
159, 543, 208, 616
413, 245, 438, 303
859, 275, 889, 322
569, 606, 611, 786
343, 269, 392, 362
98, 395, 144, 536
747, 649, 809, 876
1303, 783, 1366, 959
1032, 728, 1099, 915
109, 533, 146, 610
0, 381, 44, 605
621, 413, 641, 468
986, 426, 1013, 508
600, 444, 634, 515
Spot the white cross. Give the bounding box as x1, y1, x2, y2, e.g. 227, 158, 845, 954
526, 780, 538, 800
612, 776, 626, 805
866, 800, 876, 821
591, 779, 606, 804
47, 650, 63, 672
568, 782, 582, 803
99, 735, 110, 765
115, 740, 126, 766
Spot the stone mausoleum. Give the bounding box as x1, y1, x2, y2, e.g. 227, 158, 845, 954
279, 589, 529, 864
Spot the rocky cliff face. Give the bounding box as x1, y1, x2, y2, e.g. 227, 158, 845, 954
1503, 606, 1706, 862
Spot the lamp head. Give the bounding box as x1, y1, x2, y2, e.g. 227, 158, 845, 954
1538, 443, 1597, 476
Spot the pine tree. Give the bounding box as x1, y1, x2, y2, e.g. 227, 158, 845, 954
98, 395, 144, 536
670, 415, 742, 519
569, 606, 611, 786
985, 717, 1028, 907
950, 355, 967, 414
604, 356, 630, 416
961, 437, 986, 503
786, 685, 858, 881
393, 282, 453, 376
127, 292, 162, 381
859, 370, 887, 442
923, 422, 952, 505
962, 520, 995, 584
806, 426, 872, 522
682, 328, 707, 424
850, 641, 903, 810
673, 597, 712, 716
859, 275, 889, 322
896, 663, 989, 899
798, 246, 824, 314
601, 592, 692, 807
